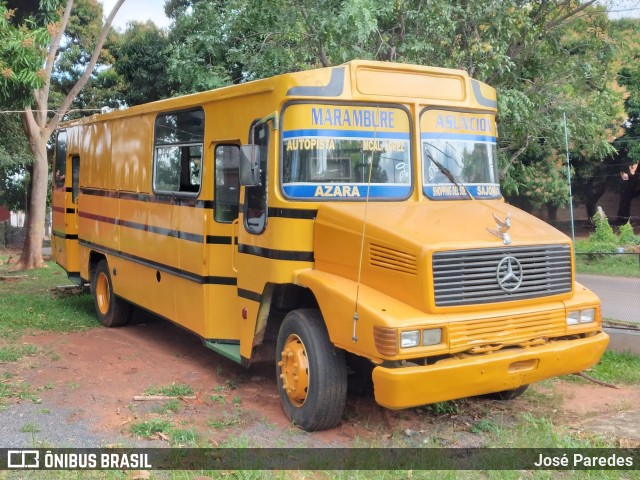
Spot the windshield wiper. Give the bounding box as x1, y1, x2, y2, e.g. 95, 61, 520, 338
425, 151, 475, 200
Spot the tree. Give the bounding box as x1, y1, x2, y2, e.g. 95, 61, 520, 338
611, 18, 640, 222
111, 21, 175, 105
0, 115, 33, 212
0, 0, 126, 269
165, 1, 624, 209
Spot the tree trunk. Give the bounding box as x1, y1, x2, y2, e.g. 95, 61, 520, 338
12, 134, 48, 270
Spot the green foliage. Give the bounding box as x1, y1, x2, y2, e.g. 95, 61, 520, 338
169, 428, 200, 446
0, 257, 97, 340
143, 383, 194, 397
426, 400, 460, 415
0, 343, 38, 362
0, 5, 51, 108
130, 418, 173, 438
111, 21, 175, 105
587, 350, 640, 385
618, 221, 640, 245
575, 246, 640, 277
162, 0, 623, 207
591, 210, 618, 245
612, 19, 640, 165
158, 398, 182, 414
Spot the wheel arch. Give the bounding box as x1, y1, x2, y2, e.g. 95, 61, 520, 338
88, 250, 106, 282
249, 282, 319, 363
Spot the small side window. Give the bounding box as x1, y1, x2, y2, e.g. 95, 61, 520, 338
71, 156, 80, 203
54, 131, 67, 189
153, 108, 204, 194
214, 145, 240, 223
244, 123, 269, 234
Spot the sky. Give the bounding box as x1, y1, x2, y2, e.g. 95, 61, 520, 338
101, 0, 171, 30
603, 0, 640, 19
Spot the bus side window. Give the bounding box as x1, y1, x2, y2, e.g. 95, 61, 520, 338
54, 131, 67, 189
244, 123, 269, 234
214, 145, 240, 222
71, 156, 80, 203
153, 108, 204, 195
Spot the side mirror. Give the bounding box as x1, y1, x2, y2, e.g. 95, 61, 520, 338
239, 145, 261, 186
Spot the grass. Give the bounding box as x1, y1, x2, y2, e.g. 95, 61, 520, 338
130, 418, 173, 438
575, 251, 640, 277
0, 343, 39, 362
576, 350, 640, 385
158, 399, 182, 414
0, 254, 96, 342
143, 383, 194, 397
130, 417, 201, 447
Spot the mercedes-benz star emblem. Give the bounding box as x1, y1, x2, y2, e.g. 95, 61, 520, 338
496, 256, 523, 292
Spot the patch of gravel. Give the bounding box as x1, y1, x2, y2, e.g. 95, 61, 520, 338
0, 401, 154, 448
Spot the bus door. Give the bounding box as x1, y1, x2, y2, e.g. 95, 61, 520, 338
235, 122, 271, 361
51, 131, 81, 280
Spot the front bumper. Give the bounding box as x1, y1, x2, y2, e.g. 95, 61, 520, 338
372, 332, 609, 409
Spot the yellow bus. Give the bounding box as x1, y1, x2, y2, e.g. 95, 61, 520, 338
51, 60, 608, 432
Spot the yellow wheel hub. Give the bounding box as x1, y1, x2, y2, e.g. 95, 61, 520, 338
95, 272, 111, 315
278, 334, 309, 407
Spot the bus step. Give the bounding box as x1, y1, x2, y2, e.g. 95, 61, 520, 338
203, 340, 241, 364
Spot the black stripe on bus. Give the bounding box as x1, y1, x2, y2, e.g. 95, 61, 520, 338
80, 188, 213, 209
269, 207, 317, 220
238, 244, 314, 262
206, 236, 233, 245
52, 230, 78, 240
79, 239, 238, 286
238, 288, 262, 303
79, 188, 316, 220
78, 212, 205, 244
66, 208, 76, 214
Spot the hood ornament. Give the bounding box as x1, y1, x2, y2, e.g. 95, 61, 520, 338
488, 212, 512, 245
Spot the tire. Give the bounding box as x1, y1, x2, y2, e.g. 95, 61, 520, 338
276, 309, 347, 431
482, 385, 529, 401
91, 259, 130, 327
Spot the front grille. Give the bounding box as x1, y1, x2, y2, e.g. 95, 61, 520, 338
447, 308, 566, 352
433, 245, 572, 307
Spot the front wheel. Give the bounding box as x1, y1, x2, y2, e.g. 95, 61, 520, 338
276, 309, 347, 431
91, 259, 130, 327
482, 385, 528, 401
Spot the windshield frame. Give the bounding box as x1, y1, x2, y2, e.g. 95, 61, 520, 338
279, 101, 414, 202
419, 107, 501, 201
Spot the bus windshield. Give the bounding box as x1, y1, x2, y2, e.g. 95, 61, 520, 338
421, 110, 500, 200
281, 104, 412, 200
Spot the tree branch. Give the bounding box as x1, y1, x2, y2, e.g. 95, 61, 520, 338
49, 0, 126, 133
544, 0, 598, 33
296, 2, 330, 67
35, 0, 73, 129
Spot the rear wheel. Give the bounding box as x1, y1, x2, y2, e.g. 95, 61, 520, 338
276, 309, 347, 431
91, 259, 130, 327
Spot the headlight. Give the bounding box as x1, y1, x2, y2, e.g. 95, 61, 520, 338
567, 308, 596, 325
400, 330, 420, 348
422, 328, 442, 346
567, 311, 580, 325
580, 308, 595, 323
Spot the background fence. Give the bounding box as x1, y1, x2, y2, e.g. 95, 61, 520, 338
0, 221, 26, 249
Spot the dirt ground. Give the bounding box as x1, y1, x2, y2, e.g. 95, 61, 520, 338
2, 310, 640, 449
